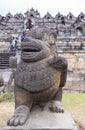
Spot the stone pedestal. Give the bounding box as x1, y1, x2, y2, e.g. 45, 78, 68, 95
2, 104, 78, 130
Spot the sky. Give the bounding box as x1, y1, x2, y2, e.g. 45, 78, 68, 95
0, 0, 85, 17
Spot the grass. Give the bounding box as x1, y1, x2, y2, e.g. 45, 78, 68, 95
0, 93, 85, 130
0, 101, 14, 130
0, 92, 14, 102
62, 94, 85, 130
62, 94, 85, 111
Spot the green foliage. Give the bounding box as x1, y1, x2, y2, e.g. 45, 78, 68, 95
0, 92, 14, 102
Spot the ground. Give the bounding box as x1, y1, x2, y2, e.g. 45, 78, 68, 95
62, 94, 85, 130
0, 101, 14, 130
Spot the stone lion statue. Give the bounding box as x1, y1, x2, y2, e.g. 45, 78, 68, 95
8, 26, 68, 126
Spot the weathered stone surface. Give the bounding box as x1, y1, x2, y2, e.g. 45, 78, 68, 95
0, 69, 14, 92
0, 9, 85, 41
59, 52, 85, 93
3, 104, 77, 130
7, 28, 68, 126
0, 52, 16, 69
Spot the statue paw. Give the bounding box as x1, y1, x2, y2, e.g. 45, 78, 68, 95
49, 101, 64, 113
7, 105, 30, 126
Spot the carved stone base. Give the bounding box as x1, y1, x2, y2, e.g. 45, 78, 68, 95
2, 104, 78, 130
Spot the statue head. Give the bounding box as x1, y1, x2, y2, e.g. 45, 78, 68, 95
21, 26, 58, 62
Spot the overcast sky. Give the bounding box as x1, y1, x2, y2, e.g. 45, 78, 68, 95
0, 0, 85, 17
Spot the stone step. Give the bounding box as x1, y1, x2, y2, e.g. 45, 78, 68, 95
0, 65, 9, 68
0, 66, 9, 69
0, 52, 16, 69
0, 63, 9, 65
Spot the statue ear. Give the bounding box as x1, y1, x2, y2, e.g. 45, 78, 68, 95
9, 56, 17, 68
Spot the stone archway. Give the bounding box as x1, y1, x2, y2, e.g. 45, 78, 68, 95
76, 26, 83, 36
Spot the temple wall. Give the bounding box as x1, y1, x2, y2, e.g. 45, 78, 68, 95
0, 9, 85, 93
58, 51, 85, 93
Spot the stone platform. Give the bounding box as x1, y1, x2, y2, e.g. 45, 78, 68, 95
2, 104, 78, 130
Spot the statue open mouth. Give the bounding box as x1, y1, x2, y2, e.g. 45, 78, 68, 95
22, 46, 40, 53
21, 45, 41, 62
21, 38, 50, 62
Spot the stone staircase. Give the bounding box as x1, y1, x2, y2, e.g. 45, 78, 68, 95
0, 52, 16, 69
